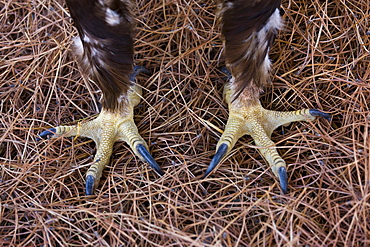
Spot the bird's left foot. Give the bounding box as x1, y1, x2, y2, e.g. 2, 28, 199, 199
39, 84, 163, 195
205, 83, 330, 193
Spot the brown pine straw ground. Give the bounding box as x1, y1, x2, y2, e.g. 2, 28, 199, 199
1, 0, 369, 246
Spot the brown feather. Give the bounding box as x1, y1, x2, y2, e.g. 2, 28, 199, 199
219, 0, 282, 101
65, 0, 134, 110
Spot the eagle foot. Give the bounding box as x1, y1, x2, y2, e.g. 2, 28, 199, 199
205, 83, 330, 194
39, 84, 163, 195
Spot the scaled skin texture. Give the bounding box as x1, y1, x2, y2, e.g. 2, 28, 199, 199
39, 0, 164, 195
205, 83, 330, 193
39, 85, 163, 195
204, 1, 330, 193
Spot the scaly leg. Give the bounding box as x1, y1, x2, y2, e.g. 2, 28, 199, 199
206, 1, 330, 193
39, 84, 163, 195
205, 83, 329, 193
39, 0, 163, 195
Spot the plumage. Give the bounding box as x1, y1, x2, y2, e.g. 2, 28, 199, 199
65, 0, 134, 110
219, 0, 282, 101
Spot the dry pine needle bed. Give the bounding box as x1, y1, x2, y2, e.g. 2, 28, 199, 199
1, 0, 369, 246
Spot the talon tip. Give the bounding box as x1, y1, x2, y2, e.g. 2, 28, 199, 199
278, 166, 288, 194
204, 143, 229, 178
136, 144, 164, 176
38, 128, 57, 140
130, 66, 151, 81
309, 109, 331, 121
220, 66, 232, 79
85, 175, 95, 196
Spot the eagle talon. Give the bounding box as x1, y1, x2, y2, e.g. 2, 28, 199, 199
130, 66, 150, 82
37, 128, 57, 140
309, 109, 331, 121
85, 175, 95, 196
220, 67, 232, 80
204, 143, 229, 178
278, 166, 288, 194
136, 144, 164, 176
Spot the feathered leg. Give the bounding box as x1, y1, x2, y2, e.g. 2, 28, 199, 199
205, 0, 330, 193
39, 0, 163, 195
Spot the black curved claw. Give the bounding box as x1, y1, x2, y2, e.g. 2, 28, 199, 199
130, 66, 151, 82
85, 175, 95, 196
136, 144, 164, 176
37, 128, 57, 141
220, 66, 232, 80
204, 143, 229, 178
278, 166, 288, 194
309, 109, 331, 121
